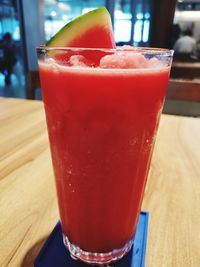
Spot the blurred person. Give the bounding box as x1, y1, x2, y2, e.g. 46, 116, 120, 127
174, 29, 197, 55
0, 32, 17, 85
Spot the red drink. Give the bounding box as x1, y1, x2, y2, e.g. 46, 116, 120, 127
38, 47, 172, 264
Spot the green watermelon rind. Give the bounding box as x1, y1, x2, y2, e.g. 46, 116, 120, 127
46, 7, 112, 47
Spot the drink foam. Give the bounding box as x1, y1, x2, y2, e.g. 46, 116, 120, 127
99, 53, 164, 69
66, 47, 168, 70
41, 47, 170, 75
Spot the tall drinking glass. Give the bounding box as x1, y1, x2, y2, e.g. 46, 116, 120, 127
37, 47, 173, 265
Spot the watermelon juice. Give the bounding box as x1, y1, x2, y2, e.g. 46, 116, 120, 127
38, 47, 172, 261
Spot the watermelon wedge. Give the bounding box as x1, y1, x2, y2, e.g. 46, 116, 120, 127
47, 7, 116, 49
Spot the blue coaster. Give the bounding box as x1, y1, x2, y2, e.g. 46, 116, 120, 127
34, 212, 149, 267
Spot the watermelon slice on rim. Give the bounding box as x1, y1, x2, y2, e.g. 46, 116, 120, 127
46, 7, 116, 65
47, 7, 115, 48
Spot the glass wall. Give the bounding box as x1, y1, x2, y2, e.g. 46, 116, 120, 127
133, 0, 151, 45
44, 0, 152, 46
44, 0, 106, 42
114, 0, 132, 44
0, 0, 25, 98
114, 0, 151, 46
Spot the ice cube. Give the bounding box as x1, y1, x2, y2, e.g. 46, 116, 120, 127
100, 52, 147, 69
146, 57, 164, 68
69, 55, 89, 67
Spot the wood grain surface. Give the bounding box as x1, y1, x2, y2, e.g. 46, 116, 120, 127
0, 98, 200, 267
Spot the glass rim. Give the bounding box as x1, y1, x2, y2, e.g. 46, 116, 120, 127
37, 45, 174, 57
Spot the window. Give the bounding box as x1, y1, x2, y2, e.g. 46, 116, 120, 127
44, 0, 152, 46
44, 0, 106, 42
114, 0, 132, 43
114, 0, 152, 46
0, 0, 26, 98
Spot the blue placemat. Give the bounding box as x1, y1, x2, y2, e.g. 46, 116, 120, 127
34, 211, 149, 267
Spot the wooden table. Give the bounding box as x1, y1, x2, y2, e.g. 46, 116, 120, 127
0, 98, 200, 267
167, 79, 200, 102
171, 61, 200, 79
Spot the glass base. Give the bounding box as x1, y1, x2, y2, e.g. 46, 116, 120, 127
63, 234, 133, 266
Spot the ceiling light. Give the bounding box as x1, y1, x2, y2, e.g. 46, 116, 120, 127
58, 3, 70, 11
62, 15, 68, 21
50, 11, 57, 17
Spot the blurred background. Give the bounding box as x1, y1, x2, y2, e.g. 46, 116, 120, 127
0, 0, 199, 116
